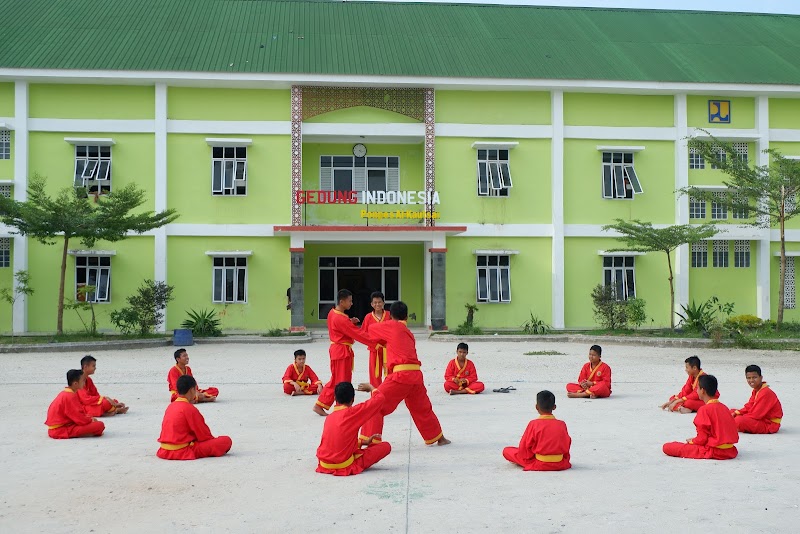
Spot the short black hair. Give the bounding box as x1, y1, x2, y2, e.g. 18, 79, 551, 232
698, 374, 718, 397
536, 390, 556, 412
590, 345, 602, 356
685, 356, 701, 369
67, 369, 83, 386
80, 355, 96, 367
370, 291, 385, 301
337, 289, 352, 303
294, 349, 306, 358
334, 382, 355, 405
457, 342, 469, 352
174, 348, 187, 361
176, 375, 197, 395
745, 364, 762, 376
390, 301, 408, 321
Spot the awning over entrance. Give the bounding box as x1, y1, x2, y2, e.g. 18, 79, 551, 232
273, 225, 466, 246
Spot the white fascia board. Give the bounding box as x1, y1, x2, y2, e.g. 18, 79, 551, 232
168, 120, 290, 135
0, 179, 14, 184
0, 121, 12, 130
688, 128, 760, 141
775, 251, 800, 257
567, 126, 676, 141
301, 123, 425, 138
598, 250, 647, 256
32, 119, 153, 133
64, 137, 115, 145
166, 224, 276, 237
205, 250, 253, 257
473, 249, 520, 255
770, 129, 800, 142
471, 141, 520, 150
782, 155, 800, 160
689, 185, 728, 191
438, 124, 551, 139
596, 145, 646, 152
205, 137, 253, 147
68, 249, 116, 256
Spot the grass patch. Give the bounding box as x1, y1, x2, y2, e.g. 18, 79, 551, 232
524, 350, 565, 356
261, 331, 306, 337
0, 333, 167, 345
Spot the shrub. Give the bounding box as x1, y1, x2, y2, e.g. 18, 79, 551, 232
265, 328, 284, 337
677, 297, 735, 333
453, 322, 483, 336
110, 280, 175, 335
521, 312, 551, 334
591, 284, 629, 330
725, 314, 763, 330
626, 298, 647, 329
181, 308, 222, 337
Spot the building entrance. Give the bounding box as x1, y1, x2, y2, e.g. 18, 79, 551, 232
318, 256, 400, 320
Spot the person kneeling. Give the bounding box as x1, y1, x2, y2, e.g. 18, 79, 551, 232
157, 375, 232, 460
316, 382, 391, 476
663, 374, 738, 460
45, 369, 105, 439
503, 390, 572, 471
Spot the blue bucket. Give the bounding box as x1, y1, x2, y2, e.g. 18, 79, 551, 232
173, 328, 194, 346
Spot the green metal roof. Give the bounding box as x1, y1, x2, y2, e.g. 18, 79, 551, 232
2, 0, 800, 84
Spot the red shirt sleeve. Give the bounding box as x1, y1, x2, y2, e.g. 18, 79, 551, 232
517, 420, 539, 464
77, 377, 103, 406
444, 360, 457, 382
306, 366, 322, 384
465, 360, 479, 385
746, 387, 780, 421
596, 363, 611, 387
185, 404, 215, 442
168, 366, 180, 393
282, 365, 295, 383
65, 392, 94, 425
577, 363, 590, 383
691, 407, 711, 446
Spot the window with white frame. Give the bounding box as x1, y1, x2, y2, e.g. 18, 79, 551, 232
689, 197, 706, 219
477, 149, 512, 197
712, 240, 729, 268
710, 143, 748, 169
785, 257, 795, 309
76, 256, 111, 303
689, 147, 705, 170
601, 152, 643, 199
212, 257, 247, 303
0, 238, 10, 268
711, 191, 728, 220
477, 255, 511, 303
732, 193, 749, 219
603, 256, 636, 301
734, 240, 750, 268
320, 156, 399, 196
74, 145, 111, 194
212, 146, 247, 196
0, 131, 9, 160
691, 242, 708, 268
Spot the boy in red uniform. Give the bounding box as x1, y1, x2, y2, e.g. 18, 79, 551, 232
45, 369, 105, 439
731, 364, 783, 434
168, 348, 219, 403
314, 289, 378, 416
443, 342, 485, 395
566, 345, 611, 398
77, 355, 129, 416
503, 390, 571, 471
362, 291, 391, 388
663, 374, 738, 459
316, 382, 390, 476
358, 301, 451, 446
283, 349, 323, 396
660, 356, 718, 413
157, 375, 232, 460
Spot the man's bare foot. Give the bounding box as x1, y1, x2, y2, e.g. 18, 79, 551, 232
567, 392, 587, 398
290, 391, 296, 396
589, 394, 597, 399
678, 407, 692, 414
437, 436, 451, 446
312, 405, 328, 417
117, 406, 129, 414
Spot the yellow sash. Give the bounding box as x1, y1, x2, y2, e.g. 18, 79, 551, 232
535, 454, 564, 463
319, 453, 363, 470
715, 444, 734, 449
160, 441, 194, 451
392, 364, 421, 373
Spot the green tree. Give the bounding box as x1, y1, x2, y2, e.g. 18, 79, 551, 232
602, 219, 718, 329
683, 134, 800, 326
0, 270, 34, 341
0, 175, 178, 334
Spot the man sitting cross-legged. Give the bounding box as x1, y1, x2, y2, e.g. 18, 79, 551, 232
45, 369, 105, 439
77, 355, 128, 416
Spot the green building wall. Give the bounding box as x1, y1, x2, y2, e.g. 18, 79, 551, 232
29, 84, 154, 119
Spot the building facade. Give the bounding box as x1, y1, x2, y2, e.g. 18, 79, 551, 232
1, 2, 800, 333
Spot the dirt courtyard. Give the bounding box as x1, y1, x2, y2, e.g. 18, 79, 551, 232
0, 338, 797, 533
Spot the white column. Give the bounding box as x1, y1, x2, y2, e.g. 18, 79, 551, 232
423, 240, 433, 328
551, 91, 565, 329
154, 83, 168, 332
674, 94, 690, 324
12, 81, 28, 334
755, 95, 771, 320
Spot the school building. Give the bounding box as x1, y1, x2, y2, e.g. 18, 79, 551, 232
2, 1, 800, 333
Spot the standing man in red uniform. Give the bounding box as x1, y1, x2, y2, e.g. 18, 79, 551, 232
45, 369, 105, 439
314, 289, 378, 416
358, 301, 450, 447
362, 291, 391, 388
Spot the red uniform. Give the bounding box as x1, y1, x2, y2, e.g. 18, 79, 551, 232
77, 376, 117, 417
359, 320, 444, 445
669, 370, 719, 412
443, 358, 485, 394
362, 310, 391, 388
663, 399, 739, 459
282, 363, 323, 395
316, 390, 391, 476
156, 397, 232, 460
45, 388, 105, 439
503, 415, 572, 471
566, 361, 612, 398
168, 365, 219, 403
316, 309, 377, 411
731, 383, 783, 434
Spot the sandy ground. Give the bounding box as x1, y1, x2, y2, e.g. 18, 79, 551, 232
0, 338, 798, 533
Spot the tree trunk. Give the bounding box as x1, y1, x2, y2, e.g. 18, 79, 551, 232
778, 214, 786, 327
56, 237, 69, 335
666, 250, 675, 329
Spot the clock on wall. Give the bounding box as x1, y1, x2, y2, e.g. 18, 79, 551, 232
353, 143, 367, 158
